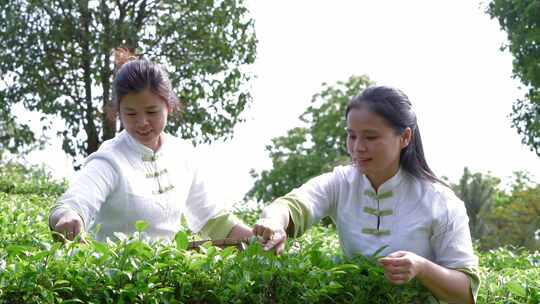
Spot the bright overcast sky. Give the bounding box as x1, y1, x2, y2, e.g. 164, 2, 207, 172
25, 0, 540, 205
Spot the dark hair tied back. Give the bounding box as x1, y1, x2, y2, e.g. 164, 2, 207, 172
114, 47, 139, 73
346, 86, 446, 186
111, 47, 180, 114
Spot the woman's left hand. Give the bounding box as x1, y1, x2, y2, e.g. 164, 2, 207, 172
378, 251, 427, 284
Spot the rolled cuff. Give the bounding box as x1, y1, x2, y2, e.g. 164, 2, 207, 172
273, 194, 313, 238
428, 267, 480, 304
455, 267, 480, 303
199, 211, 241, 240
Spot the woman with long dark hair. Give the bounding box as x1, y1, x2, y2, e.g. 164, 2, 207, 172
253, 86, 479, 303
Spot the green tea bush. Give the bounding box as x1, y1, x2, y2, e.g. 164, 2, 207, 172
0, 162, 66, 195
0, 192, 432, 303
478, 247, 540, 303
0, 190, 539, 303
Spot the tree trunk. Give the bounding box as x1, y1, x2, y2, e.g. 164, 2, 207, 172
100, 0, 117, 142
80, 0, 99, 155
101, 66, 116, 142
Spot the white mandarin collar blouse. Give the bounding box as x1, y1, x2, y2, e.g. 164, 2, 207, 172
293, 165, 478, 269
52, 130, 221, 241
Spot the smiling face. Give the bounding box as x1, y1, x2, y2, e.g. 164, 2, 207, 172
346, 106, 411, 190
119, 89, 171, 151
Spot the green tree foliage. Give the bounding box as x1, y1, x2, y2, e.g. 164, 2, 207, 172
451, 167, 500, 240
487, 1, 540, 156
508, 170, 537, 194
0, 0, 257, 160
480, 173, 540, 251
0, 109, 37, 155
246, 75, 374, 202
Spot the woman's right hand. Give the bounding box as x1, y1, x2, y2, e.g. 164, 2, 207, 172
52, 210, 84, 242
252, 218, 288, 255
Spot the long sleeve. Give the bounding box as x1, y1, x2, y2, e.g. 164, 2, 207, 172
49, 158, 119, 230
269, 169, 340, 237
272, 194, 313, 238
183, 165, 222, 233
198, 211, 242, 239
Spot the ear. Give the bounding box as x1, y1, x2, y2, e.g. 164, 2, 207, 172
400, 127, 412, 149
165, 102, 173, 114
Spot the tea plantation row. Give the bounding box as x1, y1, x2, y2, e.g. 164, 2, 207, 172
0, 192, 538, 303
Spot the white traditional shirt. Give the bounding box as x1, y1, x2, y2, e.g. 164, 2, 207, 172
275, 165, 478, 270
50, 130, 223, 241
